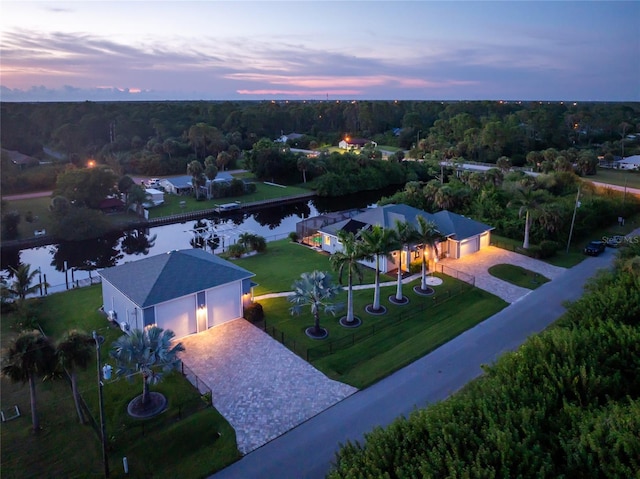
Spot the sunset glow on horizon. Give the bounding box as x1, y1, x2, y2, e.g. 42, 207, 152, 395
1, 1, 638, 102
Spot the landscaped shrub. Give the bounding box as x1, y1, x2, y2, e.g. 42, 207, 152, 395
243, 302, 264, 323
288, 232, 299, 242
226, 243, 245, 258
538, 240, 560, 258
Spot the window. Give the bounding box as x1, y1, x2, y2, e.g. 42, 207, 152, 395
324, 235, 331, 245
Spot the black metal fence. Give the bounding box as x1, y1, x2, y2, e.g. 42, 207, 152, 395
180, 361, 213, 401
262, 279, 473, 362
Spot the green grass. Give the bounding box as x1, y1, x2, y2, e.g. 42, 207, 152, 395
258, 276, 508, 389
587, 168, 640, 189
488, 264, 549, 289
1, 286, 241, 479
2, 196, 53, 240
228, 239, 382, 295
148, 180, 313, 219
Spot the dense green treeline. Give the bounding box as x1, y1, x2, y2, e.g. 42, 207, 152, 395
327, 243, 640, 478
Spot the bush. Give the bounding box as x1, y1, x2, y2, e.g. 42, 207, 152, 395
243, 302, 264, 323
227, 243, 246, 258
288, 232, 299, 242
539, 240, 559, 258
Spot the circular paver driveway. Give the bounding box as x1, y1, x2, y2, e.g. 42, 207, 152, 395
178, 319, 357, 454
441, 245, 567, 303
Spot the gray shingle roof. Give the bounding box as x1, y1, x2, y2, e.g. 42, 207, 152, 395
318, 204, 493, 242
98, 249, 254, 307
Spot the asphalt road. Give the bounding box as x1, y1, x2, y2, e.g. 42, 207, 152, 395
211, 247, 619, 479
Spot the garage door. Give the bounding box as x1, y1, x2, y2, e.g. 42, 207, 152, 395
207, 282, 242, 328
459, 237, 480, 257
156, 296, 197, 339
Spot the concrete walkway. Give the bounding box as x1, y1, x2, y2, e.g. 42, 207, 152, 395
440, 245, 567, 303
179, 319, 356, 454
211, 244, 623, 479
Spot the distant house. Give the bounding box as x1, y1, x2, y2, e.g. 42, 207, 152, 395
275, 132, 304, 143
317, 204, 494, 274
618, 155, 640, 170
3, 149, 40, 169
338, 138, 377, 150
160, 176, 193, 195
98, 249, 256, 339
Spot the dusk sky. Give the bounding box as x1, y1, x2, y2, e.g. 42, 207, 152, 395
1, 1, 639, 102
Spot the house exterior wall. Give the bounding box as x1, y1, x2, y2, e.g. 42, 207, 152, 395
100, 279, 143, 331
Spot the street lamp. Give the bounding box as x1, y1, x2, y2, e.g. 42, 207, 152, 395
93, 331, 110, 478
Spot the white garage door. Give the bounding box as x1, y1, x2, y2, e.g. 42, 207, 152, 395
459, 237, 480, 258
156, 296, 196, 339
207, 282, 242, 328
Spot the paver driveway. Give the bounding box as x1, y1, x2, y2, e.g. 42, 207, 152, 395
441, 245, 567, 303
178, 319, 357, 454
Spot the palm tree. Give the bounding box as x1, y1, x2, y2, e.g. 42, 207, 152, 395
289, 271, 343, 339
2, 330, 56, 431
110, 326, 184, 414
360, 225, 399, 313
330, 231, 365, 326
4, 264, 44, 301
415, 216, 442, 291
187, 160, 206, 200
508, 185, 547, 249
393, 221, 418, 303
56, 330, 94, 423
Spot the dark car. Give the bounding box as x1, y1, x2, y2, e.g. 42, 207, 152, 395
584, 240, 606, 256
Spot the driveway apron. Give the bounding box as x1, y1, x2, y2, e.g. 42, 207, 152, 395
441, 245, 567, 303
178, 319, 357, 454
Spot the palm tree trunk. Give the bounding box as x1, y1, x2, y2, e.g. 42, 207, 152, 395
142, 373, 149, 405
523, 210, 531, 249
396, 262, 403, 300
421, 256, 428, 290
313, 310, 321, 335
29, 374, 39, 431
346, 270, 354, 323
71, 371, 86, 423
373, 255, 381, 310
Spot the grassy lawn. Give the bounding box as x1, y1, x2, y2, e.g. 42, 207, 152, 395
228, 239, 382, 295
587, 168, 640, 189
147, 180, 313, 219
2, 196, 54, 240
488, 264, 549, 289
257, 276, 508, 389
1, 287, 240, 479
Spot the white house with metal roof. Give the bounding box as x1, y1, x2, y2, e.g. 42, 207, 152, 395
317, 204, 494, 274
98, 249, 255, 339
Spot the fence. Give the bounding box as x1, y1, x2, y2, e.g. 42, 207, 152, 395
262, 279, 473, 362
432, 263, 475, 286
180, 360, 213, 400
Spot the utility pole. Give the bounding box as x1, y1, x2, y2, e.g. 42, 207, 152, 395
566, 186, 581, 254
93, 331, 110, 478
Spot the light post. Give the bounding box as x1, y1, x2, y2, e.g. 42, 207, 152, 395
92, 331, 110, 478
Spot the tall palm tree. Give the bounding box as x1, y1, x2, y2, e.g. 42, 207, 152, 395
415, 216, 443, 291
2, 330, 56, 431
187, 160, 206, 200
5, 264, 44, 301
330, 231, 365, 326
360, 225, 399, 313
56, 330, 94, 423
289, 271, 343, 339
508, 185, 548, 249
110, 326, 184, 409
393, 220, 418, 303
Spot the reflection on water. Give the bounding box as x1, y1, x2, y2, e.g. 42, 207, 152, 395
2, 189, 398, 293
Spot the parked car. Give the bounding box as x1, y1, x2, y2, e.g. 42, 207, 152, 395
605, 235, 624, 248
584, 240, 606, 256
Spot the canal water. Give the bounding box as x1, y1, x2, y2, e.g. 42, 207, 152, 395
2, 188, 398, 295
